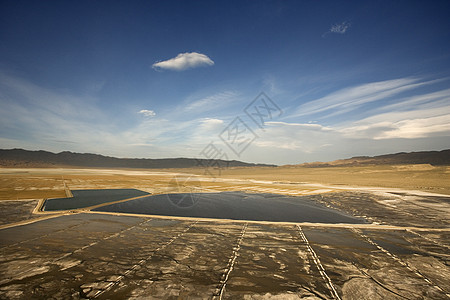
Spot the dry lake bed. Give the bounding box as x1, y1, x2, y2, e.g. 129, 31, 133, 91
0, 168, 449, 299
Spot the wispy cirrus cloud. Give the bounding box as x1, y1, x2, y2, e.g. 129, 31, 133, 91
339, 105, 450, 139
243, 78, 450, 163
290, 77, 439, 119
373, 88, 450, 113
0, 72, 121, 155
265, 121, 332, 131
287, 77, 450, 141
185, 91, 239, 113
2, 70, 449, 165
152, 52, 214, 71
0, 72, 236, 159
249, 121, 336, 153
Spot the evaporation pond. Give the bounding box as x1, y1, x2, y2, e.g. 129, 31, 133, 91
93, 192, 366, 224
43, 189, 150, 211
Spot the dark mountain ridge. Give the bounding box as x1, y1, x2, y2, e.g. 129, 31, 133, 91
296, 149, 450, 167
0, 148, 275, 168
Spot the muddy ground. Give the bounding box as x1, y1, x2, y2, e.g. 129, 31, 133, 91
1, 190, 449, 299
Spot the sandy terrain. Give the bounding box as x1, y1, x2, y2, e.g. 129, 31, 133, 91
1, 164, 449, 200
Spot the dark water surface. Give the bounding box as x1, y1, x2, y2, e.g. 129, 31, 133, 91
43, 189, 150, 211
94, 192, 366, 223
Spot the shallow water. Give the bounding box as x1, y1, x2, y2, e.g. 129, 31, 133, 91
43, 189, 150, 211
94, 191, 366, 224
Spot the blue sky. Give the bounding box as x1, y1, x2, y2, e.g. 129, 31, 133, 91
1, 0, 449, 165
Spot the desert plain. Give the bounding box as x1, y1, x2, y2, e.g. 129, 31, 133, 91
0, 165, 449, 299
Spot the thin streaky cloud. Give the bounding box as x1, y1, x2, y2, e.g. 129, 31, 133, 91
340, 114, 450, 140
290, 78, 439, 118
152, 52, 214, 71
373, 115, 450, 139
267, 88, 450, 144
266, 121, 332, 131
0, 72, 101, 120
348, 105, 450, 125
373, 88, 450, 113
185, 91, 238, 112
337, 103, 450, 139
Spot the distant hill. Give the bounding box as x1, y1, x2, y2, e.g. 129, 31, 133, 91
0, 149, 275, 169
294, 149, 450, 167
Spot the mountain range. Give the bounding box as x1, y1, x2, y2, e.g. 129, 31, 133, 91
0, 148, 449, 169
0, 149, 275, 168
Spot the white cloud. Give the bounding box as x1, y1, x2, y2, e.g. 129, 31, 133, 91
330, 21, 351, 34
138, 109, 156, 117
152, 52, 214, 71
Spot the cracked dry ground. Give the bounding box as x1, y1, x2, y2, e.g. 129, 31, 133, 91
1, 192, 450, 299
